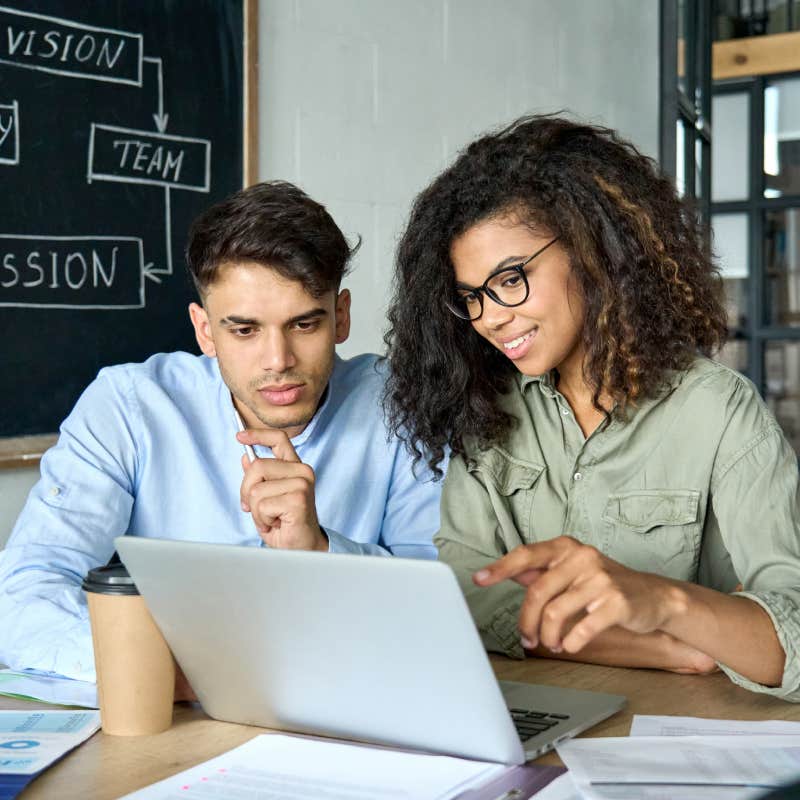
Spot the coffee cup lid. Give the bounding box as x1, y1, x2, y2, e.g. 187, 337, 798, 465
82, 564, 140, 596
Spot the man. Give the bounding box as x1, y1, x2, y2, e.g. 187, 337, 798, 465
0, 181, 442, 682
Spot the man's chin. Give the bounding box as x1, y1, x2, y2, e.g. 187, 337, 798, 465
253, 406, 315, 433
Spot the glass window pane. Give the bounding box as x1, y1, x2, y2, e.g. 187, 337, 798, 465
765, 208, 800, 327
765, 340, 800, 454
713, 0, 761, 39
723, 278, 749, 331
713, 213, 749, 331
695, 136, 703, 200
768, 0, 792, 33
716, 339, 748, 373
712, 93, 750, 202
712, 213, 749, 279
742, 0, 770, 35
676, 120, 686, 197
764, 77, 800, 198
693, 3, 711, 119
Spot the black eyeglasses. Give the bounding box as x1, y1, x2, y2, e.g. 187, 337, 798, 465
444, 237, 560, 321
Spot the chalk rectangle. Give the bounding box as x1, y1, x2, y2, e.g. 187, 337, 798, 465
0, 235, 144, 308
88, 124, 211, 192
0, 6, 142, 86
0, 99, 18, 164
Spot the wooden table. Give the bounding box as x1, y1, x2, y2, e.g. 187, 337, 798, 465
7, 655, 800, 799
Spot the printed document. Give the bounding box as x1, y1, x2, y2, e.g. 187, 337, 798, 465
0, 710, 100, 776
630, 714, 800, 737
556, 734, 800, 797
118, 733, 507, 800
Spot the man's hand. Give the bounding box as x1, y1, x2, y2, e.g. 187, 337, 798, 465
237, 428, 329, 552
474, 536, 690, 654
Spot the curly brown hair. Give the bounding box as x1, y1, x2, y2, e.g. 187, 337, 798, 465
384, 114, 727, 476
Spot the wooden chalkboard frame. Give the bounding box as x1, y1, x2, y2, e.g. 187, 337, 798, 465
0, 0, 258, 469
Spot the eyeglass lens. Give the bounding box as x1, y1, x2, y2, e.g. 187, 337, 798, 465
452, 266, 529, 320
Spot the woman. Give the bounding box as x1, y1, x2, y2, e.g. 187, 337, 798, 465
385, 115, 800, 700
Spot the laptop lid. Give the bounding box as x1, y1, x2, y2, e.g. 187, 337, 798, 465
115, 537, 526, 764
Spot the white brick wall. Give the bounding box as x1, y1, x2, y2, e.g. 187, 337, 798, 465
258, 0, 660, 357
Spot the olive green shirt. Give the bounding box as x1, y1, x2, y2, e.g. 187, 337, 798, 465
436, 357, 800, 701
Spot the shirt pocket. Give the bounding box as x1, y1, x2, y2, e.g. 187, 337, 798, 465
602, 489, 702, 581
466, 447, 545, 544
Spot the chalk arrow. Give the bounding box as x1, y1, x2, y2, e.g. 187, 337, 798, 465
153, 112, 169, 133
142, 188, 174, 285
143, 264, 163, 284
143, 57, 169, 133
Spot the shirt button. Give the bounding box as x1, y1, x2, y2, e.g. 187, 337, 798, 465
561, 408, 570, 416
49, 486, 61, 496
573, 472, 583, 481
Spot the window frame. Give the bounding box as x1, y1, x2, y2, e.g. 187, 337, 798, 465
660, 0, 713, 223
712, 71, 800, 393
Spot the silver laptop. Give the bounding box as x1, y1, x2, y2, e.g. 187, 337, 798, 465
115, 536, 625, 764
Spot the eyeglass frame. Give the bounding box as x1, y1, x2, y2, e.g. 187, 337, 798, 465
444, 236, 560, 321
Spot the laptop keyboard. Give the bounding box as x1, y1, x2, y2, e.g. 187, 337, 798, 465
509, 707, 571, 741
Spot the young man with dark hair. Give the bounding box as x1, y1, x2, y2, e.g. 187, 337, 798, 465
0, 181, 441, 682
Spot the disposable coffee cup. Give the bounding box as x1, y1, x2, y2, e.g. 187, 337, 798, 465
82, 562, 175, 735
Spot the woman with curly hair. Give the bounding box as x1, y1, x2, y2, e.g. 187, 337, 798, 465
385, 114, 800, 700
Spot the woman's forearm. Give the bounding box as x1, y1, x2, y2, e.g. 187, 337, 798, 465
528, 625, 718, 674
477, 538, 787, 687
660, 582, 785, 687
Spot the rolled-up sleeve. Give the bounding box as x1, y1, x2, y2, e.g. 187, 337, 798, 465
0, 371, 137, 681
435, 453, 527, 659
710, 424, 800, 701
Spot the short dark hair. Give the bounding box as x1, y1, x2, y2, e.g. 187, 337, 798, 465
385, 114, 727, 476
185, 181, 358, 298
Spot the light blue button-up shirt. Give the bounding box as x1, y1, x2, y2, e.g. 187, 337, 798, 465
0, 351, 442, 681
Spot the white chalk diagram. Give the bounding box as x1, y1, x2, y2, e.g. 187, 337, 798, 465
0, 4, 212, 309
0, 98, 18, 165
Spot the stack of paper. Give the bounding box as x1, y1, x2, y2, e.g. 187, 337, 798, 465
117, 733, 564, 800
0, 669, 97, 708
539, 716, 800, 800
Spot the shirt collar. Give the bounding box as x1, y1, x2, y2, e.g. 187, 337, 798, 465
519, 370, 559, 398
518, 362, 687, 424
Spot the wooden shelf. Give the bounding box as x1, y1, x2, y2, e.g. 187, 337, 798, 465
713, 30, 800, 79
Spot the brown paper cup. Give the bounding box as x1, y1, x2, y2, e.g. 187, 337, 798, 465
86, 583, 175, 735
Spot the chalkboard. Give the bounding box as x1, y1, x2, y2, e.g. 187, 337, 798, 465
0, 0, 256, 445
